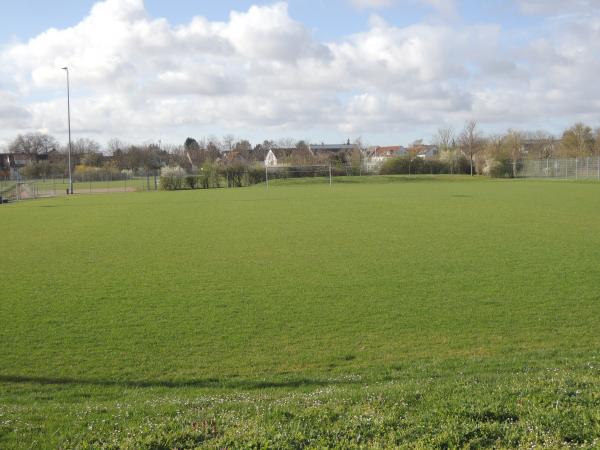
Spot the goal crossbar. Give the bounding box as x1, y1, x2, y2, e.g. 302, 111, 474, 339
265, 165, 333, 189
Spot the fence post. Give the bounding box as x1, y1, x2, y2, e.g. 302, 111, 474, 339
587, 157, 589, 178
575, 158, 578, 180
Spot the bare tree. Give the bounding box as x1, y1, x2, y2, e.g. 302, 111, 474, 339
434, 126, 455, 173
561, 123, 593, 158
593, 128, 600, 157
276, 137, 296, 149
205, 139, 221, 162
434, 127, 454, 152
72, 138, 101, 154
503, 129, 524, 178
293, 140, 313, 165
107, 138, 127, 155
222, 134, 235, 152
459, 120, 482, 176
485, 134, 503, 156
8, 133, 58, 155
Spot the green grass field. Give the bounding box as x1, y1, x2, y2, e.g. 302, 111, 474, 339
1, 176, 599, 448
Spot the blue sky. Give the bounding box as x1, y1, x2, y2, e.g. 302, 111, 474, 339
0, 0, 541, 42
0, 0, 598, 148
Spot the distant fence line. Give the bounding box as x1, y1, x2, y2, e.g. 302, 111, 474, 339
519, 157, 600, 180
0, 175, 158, 203
0, 165, 364, 202
2, 159, 598, 204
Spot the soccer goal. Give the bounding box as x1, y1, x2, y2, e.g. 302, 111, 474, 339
265, 165, 333, 188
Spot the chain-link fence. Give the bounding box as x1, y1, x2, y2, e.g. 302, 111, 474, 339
519, 158, 600, 180
0, 174, 159, 203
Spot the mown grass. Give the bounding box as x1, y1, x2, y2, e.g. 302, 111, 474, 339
1, 176, 599, 448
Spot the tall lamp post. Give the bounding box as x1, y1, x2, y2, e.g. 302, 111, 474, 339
62, 67, 73, 194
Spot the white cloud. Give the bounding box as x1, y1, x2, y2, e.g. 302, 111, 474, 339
516, 0, 600, 15
350, 0, 394, 9
1, 0, 600, 145
350, 0, 457, 15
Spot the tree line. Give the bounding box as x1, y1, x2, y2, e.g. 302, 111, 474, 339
430, 121, 600, 177
2, 121, 600, 180
1, 133, 360, 180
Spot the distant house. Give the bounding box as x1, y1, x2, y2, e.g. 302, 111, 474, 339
417, 145, 439, 159
0, 153, 46, 178
310, 143, 357, 154
264, 148, 295, 167
367, 146, 407, 165
522, 138, 556, 159
366, 145, 407, 167
265, 149, 278, 167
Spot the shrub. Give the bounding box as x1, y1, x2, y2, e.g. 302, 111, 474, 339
73, 164, 121, 182
380, 157, 415, 175
200, 162, 220, 189
185, 176, 198, 189
220, 164, 246, 188
248, 166, 267, 185
487, 157, 514, 178
380, 156, 472, 176
159, 176, 184, 190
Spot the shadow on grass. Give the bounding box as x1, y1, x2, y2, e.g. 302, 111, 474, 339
263, 174, 479, 187
333, 175, 477, 184
0, 374, 364, 390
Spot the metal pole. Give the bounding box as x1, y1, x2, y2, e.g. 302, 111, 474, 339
265, 165, 269, 190
16, 168, 20, 201
63, 67, 73, 195
575, 158, 578, 180
329, 164, 332, 186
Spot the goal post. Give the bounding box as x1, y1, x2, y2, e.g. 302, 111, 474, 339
264, 165, 333, 188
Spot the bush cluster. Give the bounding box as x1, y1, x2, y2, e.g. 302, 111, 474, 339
74, 164, 123, 182
159, 176, 185, 191
380, 156, 471, 175
159, 163, 226, 191
486, 157, 523, 178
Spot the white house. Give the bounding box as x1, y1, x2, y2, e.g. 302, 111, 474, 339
417, 145, 439, 159
264, 149, 278, 167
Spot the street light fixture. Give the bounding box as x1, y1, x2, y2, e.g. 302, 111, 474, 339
62, 67, 73, 195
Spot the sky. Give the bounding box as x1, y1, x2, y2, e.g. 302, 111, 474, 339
0, 0, 599, 149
